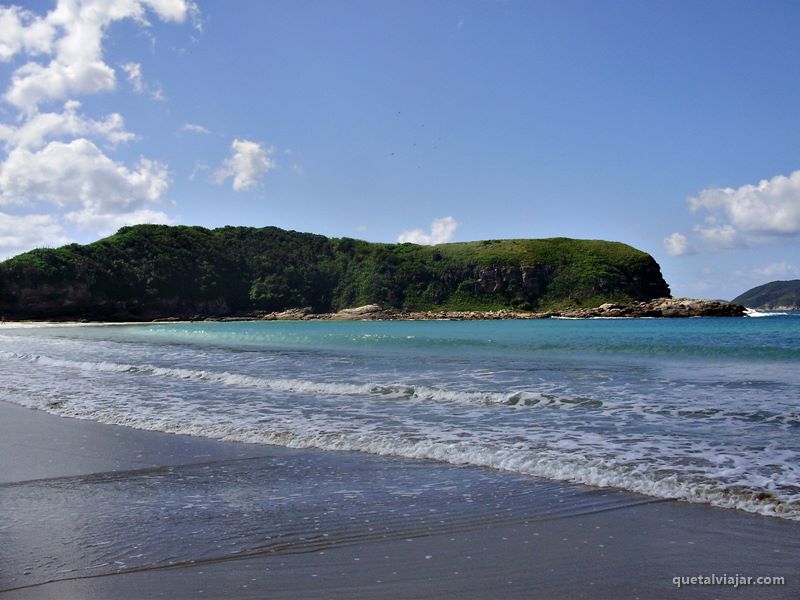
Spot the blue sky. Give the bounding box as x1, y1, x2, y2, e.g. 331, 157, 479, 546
1, 0, 799, 300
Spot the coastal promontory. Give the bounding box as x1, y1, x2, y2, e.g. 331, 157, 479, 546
732, 280, 800, 310
0, 224, 672, 320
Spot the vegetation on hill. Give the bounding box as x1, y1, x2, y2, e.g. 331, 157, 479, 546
732, 280, 800, 309
0, 225, 670, 320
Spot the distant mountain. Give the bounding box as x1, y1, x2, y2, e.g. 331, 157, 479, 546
0, 224, 671, 321
732, 280, 800, 309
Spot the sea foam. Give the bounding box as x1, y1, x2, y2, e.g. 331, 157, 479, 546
1, 318, 798, 522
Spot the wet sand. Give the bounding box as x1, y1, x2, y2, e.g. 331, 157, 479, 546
1, 400, 798, 599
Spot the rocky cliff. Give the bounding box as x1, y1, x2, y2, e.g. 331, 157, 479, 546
0, 225, 671, 320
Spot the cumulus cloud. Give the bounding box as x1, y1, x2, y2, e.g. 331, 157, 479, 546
670, 169, 800, 255
0, 212, 69, 259
0, 138, 170, 224
663, 232, 692, 256
397, 216, 459, 245
0, 6, 55, 61
0, 100, 134, 150
182, 122, 210, 135
688, 170, 800, 246
6, 58, 115, 113
692, 224, 741, 250
213, 139, 275, 191
0, 1, 196, 256
3, 0, 193, 111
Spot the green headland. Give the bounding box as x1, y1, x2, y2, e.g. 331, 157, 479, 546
732, 280, 800, 310
0, 224, 671, 320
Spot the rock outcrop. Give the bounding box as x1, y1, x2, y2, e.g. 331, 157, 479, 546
228, 298, 745, 322
547, 298, 747, 318
332, 304, 385, 319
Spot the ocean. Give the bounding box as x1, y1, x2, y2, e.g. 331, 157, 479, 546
1, 312, 798, 521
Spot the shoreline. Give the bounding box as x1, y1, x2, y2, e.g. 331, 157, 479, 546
0, 297, 748, 325
259, 297, 745, 320
1, 400, 798, 599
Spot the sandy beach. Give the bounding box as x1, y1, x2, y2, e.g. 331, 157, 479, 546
1, 400, 798, 599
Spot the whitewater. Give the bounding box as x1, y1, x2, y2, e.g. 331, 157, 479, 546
1, 314, 798, 519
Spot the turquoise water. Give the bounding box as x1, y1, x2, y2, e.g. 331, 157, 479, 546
1, 312, 798, 519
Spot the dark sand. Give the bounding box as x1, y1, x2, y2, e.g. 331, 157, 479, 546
1, 400, 798, 599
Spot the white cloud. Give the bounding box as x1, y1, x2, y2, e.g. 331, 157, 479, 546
397, 216, 459, 245
671, 170, 800, 255
182, 122, 210, 135
6, 59, 115, 113
121, 62, 144, 93
753, 261, 798, 279
0, 6, 55, 61
688, 170, 800, 245
692, 224, 741, 250
663, 232, 692, 256
3, 0, 194, 112
0, 100, 134, 150
142, 0, 195, 23
121, 61, 165, 100
0, 1, 197, 256
213, 139, 275, 191
186, 1, 203, 32
188, 160, 208, 181
0, 212, 69, 259
0, 138, 170, 215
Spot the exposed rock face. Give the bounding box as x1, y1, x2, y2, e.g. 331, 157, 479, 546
233, 298, 746, 322
259, 304, 393, 321
260, 307, 313, 321
546, 298, 747, 318
468, 259, 669, 307
474, 265, 556, 297
520, 265, 557, 297
333, 304, 385, 319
